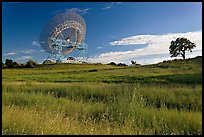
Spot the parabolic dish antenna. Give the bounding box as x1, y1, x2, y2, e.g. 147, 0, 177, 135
39, 12, 87, 62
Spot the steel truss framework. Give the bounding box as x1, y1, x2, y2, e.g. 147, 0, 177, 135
40, 12, 87, 63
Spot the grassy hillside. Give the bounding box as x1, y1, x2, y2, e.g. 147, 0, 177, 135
2, 56, 202, 135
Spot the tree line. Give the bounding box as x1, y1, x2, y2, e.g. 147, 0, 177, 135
2, 59, 38, 68
2, 37, 196, 68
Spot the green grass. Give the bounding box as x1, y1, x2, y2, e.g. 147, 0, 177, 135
2, 56, 202, 135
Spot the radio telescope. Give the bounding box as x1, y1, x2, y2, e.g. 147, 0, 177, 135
39, 12, 87, 63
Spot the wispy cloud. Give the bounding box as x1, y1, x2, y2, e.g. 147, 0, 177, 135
102, 5, 113, 10
110, 31, 202, 49
19, 49, 36, 54
16, 56, 33, 60
32, 41, 40, 47
4, 52, 18, 56
89, 31, 202, 65
102, 2, 122, 10
67, 8, 90, 15
53, 8, 90, 15
40, 50, 45, 52
111, 2, 123, 4
4, 48, 44, 57
96, 46, 103, 49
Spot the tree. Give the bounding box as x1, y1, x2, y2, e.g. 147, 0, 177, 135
131, 60, 140, 66
2, 62, 5, 68
12, 62, 18, 68
26, 60, 38, 68
117, 63, 127, 66
5, 59, 18, 68
169, 37, 196, 60
5, 59, 13, 68
107, 62, 117, 66
131, 60, 137, 65
18, 63, 25, 68
43, 59, 52, 64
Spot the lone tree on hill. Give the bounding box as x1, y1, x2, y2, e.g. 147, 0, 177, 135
169, 37, 196, 60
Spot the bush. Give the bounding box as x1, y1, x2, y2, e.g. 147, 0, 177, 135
26, 60, 38, 68
43, 60, 52, 64
88, 69, 97, 72
107, 62, 117, 66
5, 59, 18, 68
117, 63, 127, 66
2, 62, 5, 68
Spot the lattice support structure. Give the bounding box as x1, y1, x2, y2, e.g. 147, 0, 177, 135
74, 43, 88, 62
40, 12, 87, 63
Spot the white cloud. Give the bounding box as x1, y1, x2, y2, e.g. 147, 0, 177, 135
20, 49, 36, 54
67, 8, 90, 15
111, 2, 123, 4
89, 31, 202, 65
136, 57, 172, 65
102, 2, 122, 10
16, 56, 33, 60
32, 41, 40, 46
4, 49, 44, 57
96, 46, 103, 49
53, 8, 90, 15
116, 2, 123, 4
102, 5, 113, 10
4, 52, 18, 56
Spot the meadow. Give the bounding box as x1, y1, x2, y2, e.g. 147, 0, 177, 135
2, 56, 202, 135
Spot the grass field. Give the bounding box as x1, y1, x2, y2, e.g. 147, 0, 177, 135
2, 56, 202, 135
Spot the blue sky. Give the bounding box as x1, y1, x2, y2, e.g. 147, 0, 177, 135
2, 2, 202, 64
